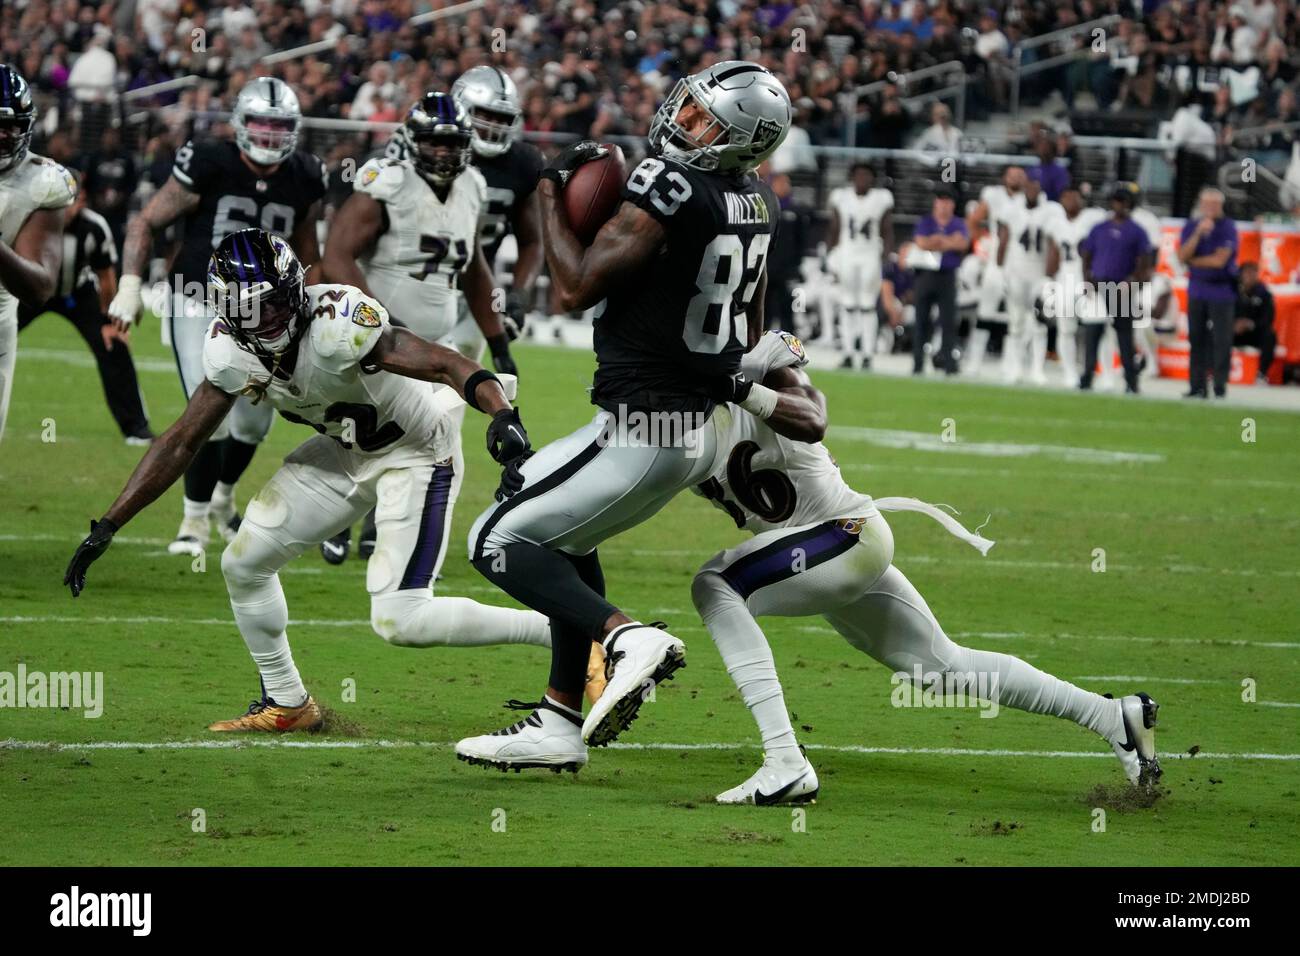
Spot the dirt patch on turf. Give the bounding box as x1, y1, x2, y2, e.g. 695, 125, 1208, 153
317, 705, 364, 737
970, 819, 1023, 836
1083, 783, 1167, 812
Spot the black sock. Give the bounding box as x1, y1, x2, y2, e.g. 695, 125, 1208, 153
183, 441, 224, 503
219, 437, 260, 485
472, 543, 616, 695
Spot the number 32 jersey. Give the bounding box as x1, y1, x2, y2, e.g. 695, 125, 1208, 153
592, 157, 779, 416
202, 284, 454, 468
695, 403, 876, 536
171, 139, 327, 294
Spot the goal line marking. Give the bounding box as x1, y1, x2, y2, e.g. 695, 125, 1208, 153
1, 738, 1296, 761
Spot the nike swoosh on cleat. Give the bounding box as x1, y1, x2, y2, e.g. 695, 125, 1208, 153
322, 543, 345, 557
754, 770, 811, 805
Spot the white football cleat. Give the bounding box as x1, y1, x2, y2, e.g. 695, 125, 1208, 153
209, 494, 242, 543
456, 698, 588, 773
167, 516, 209, 556
582, 622, 685, 747
717, 754, 819, 806
1108, 692, 1161, 787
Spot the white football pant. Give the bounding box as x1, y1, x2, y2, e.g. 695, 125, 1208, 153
692, 511, 1122, 759
1002, 276, 1047, 385
0, 310, 15, 444
833, 251, 882, 361
221, 434, 549, 706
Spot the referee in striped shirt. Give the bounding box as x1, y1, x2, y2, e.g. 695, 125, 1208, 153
18, 176, 152, 443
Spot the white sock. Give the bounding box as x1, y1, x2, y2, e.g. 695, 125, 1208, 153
693, 572, 801, 761
229, 578, 308, 707
370, 593, 551, 648
212, 481, 235, 505
183, 496, 210, 521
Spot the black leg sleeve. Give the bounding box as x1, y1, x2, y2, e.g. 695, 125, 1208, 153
219, 436, 260, 484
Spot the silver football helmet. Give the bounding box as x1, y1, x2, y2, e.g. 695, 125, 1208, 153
648, 61, 792, 174
231, 77, 302, 166
451, 66, 522, 157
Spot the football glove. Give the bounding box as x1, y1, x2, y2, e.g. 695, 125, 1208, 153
64, 518, 119, 597
503, 289, 528, 340
741, 330, 810, 384
486, 408, 532, 501
107, 274, 144, 328
488, 333, 518, 376
540, 140, 608, 188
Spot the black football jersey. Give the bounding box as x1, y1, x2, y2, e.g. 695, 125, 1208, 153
170, 139, 327, 291
591, 156, 779, 416
472, 140, 543, 264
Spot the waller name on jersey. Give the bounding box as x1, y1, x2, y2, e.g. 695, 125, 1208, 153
725, 192, 771, 226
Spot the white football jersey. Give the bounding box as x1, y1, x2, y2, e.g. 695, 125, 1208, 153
695, 404, 876, 536
1050, 207, 1106, 278
829, 186, 893, 251
0, 153, 77, 319
1002, 199, 1063, 277
979, 184, 1026, 256
353, 157, 486, 341
202, 284, 455, 468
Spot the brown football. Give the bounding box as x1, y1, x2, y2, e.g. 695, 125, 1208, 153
562, 144, 628, 245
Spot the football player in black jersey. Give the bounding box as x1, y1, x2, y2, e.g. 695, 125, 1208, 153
107, 78, 326, 557
456, 61, 793, 774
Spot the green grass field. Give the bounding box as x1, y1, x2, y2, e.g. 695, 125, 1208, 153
2, 316, 1298, 866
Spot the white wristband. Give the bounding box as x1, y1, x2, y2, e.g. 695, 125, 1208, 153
738, 382, 779, 419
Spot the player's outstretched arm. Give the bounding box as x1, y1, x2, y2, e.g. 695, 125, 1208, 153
112, 177, 201, 328
759, 365, 828, 444
318, 191, 382, 295
537, 181, 666, 312
367, 326, 512, 414
64, 382, 235, 596
0, 207, 63, 306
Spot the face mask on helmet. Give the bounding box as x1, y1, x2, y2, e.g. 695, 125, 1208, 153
466, 106, 521, 156
208, 233, 308, 362
650, 83, 730, 169
0, 115, 33, 172
243, 115, 297, 156
410, 129, 471, 185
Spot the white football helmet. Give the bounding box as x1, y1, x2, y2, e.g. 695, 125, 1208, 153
649, 61, 792, 174
451, 66, 522, 158
231, 77, 302, 166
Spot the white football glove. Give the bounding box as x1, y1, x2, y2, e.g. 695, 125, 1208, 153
107, 274, 144, 328
741, 330, 809, 384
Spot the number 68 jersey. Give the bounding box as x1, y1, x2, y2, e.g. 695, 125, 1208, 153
592, 157, 779, 417
694, 403, 876, 536
202, 284, 455, 470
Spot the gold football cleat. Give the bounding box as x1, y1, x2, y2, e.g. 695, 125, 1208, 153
585, 641, 608, 706
208, 695, 323, 733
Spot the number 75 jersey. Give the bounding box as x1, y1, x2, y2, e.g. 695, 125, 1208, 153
592, 156, 779, 416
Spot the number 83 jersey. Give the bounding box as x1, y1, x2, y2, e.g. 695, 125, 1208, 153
592, 157, 779, 416
202, 284, 454, 470
171, 139, 327, 293
695, 403, 876, 536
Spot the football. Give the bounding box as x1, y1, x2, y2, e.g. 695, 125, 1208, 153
562, 143, 627, 244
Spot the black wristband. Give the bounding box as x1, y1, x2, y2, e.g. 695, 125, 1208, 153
463, 369, 501, 412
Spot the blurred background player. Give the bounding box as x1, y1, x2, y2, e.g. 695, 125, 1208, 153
966, 165, 1026, 370
318, 91, 512, 564
1234, 261, 1276, 383
997, 177, 1061, 386
17, 173, 152, 444
106, 77, 326, 555
825, 162, 892, 370
1044, 186, 1106, 387
0, 63, 76, 444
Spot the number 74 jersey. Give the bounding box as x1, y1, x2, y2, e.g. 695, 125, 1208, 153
592, 156, 779, 416
202, 284, 455, 470
695, 403, 875, 535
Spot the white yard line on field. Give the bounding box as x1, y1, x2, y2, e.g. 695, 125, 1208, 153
17, 347, 177, 374
827, 426, 1166, 465
0, 737, 1296, 762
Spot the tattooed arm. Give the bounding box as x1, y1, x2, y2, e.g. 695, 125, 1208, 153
108, 177, 201, 329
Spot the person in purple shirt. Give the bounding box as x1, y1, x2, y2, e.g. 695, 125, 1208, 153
1028, 136, 1070, 201
1177, 187, 1239, 398
1079, 183, 1155, 393
911, 186, 970, 374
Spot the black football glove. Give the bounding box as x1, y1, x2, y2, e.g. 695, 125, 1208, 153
64, 517, 119, 598
495, 452, 532, 502
488, 333, 518, 377
502, 289, 528, 340
540, 140, 608, 188
486, 408, 532, 501
709, 372, 755, 406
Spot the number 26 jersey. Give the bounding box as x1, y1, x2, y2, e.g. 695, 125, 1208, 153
592, 156, 779, 417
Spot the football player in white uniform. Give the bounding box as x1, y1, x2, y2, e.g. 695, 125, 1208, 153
319, 91, 515, 563
0, 64, 77, 443
1044, 186, 1106, 387
826, 163, 893, 370
997, 177, 1062, 385
107, 77, 326, 556
690, 332, 1162, 803
64, 230, 547, 732
967, 165, 1026, 327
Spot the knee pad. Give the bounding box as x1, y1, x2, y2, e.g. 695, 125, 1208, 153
691, 568, 741, 615
370, 589, 437, 646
